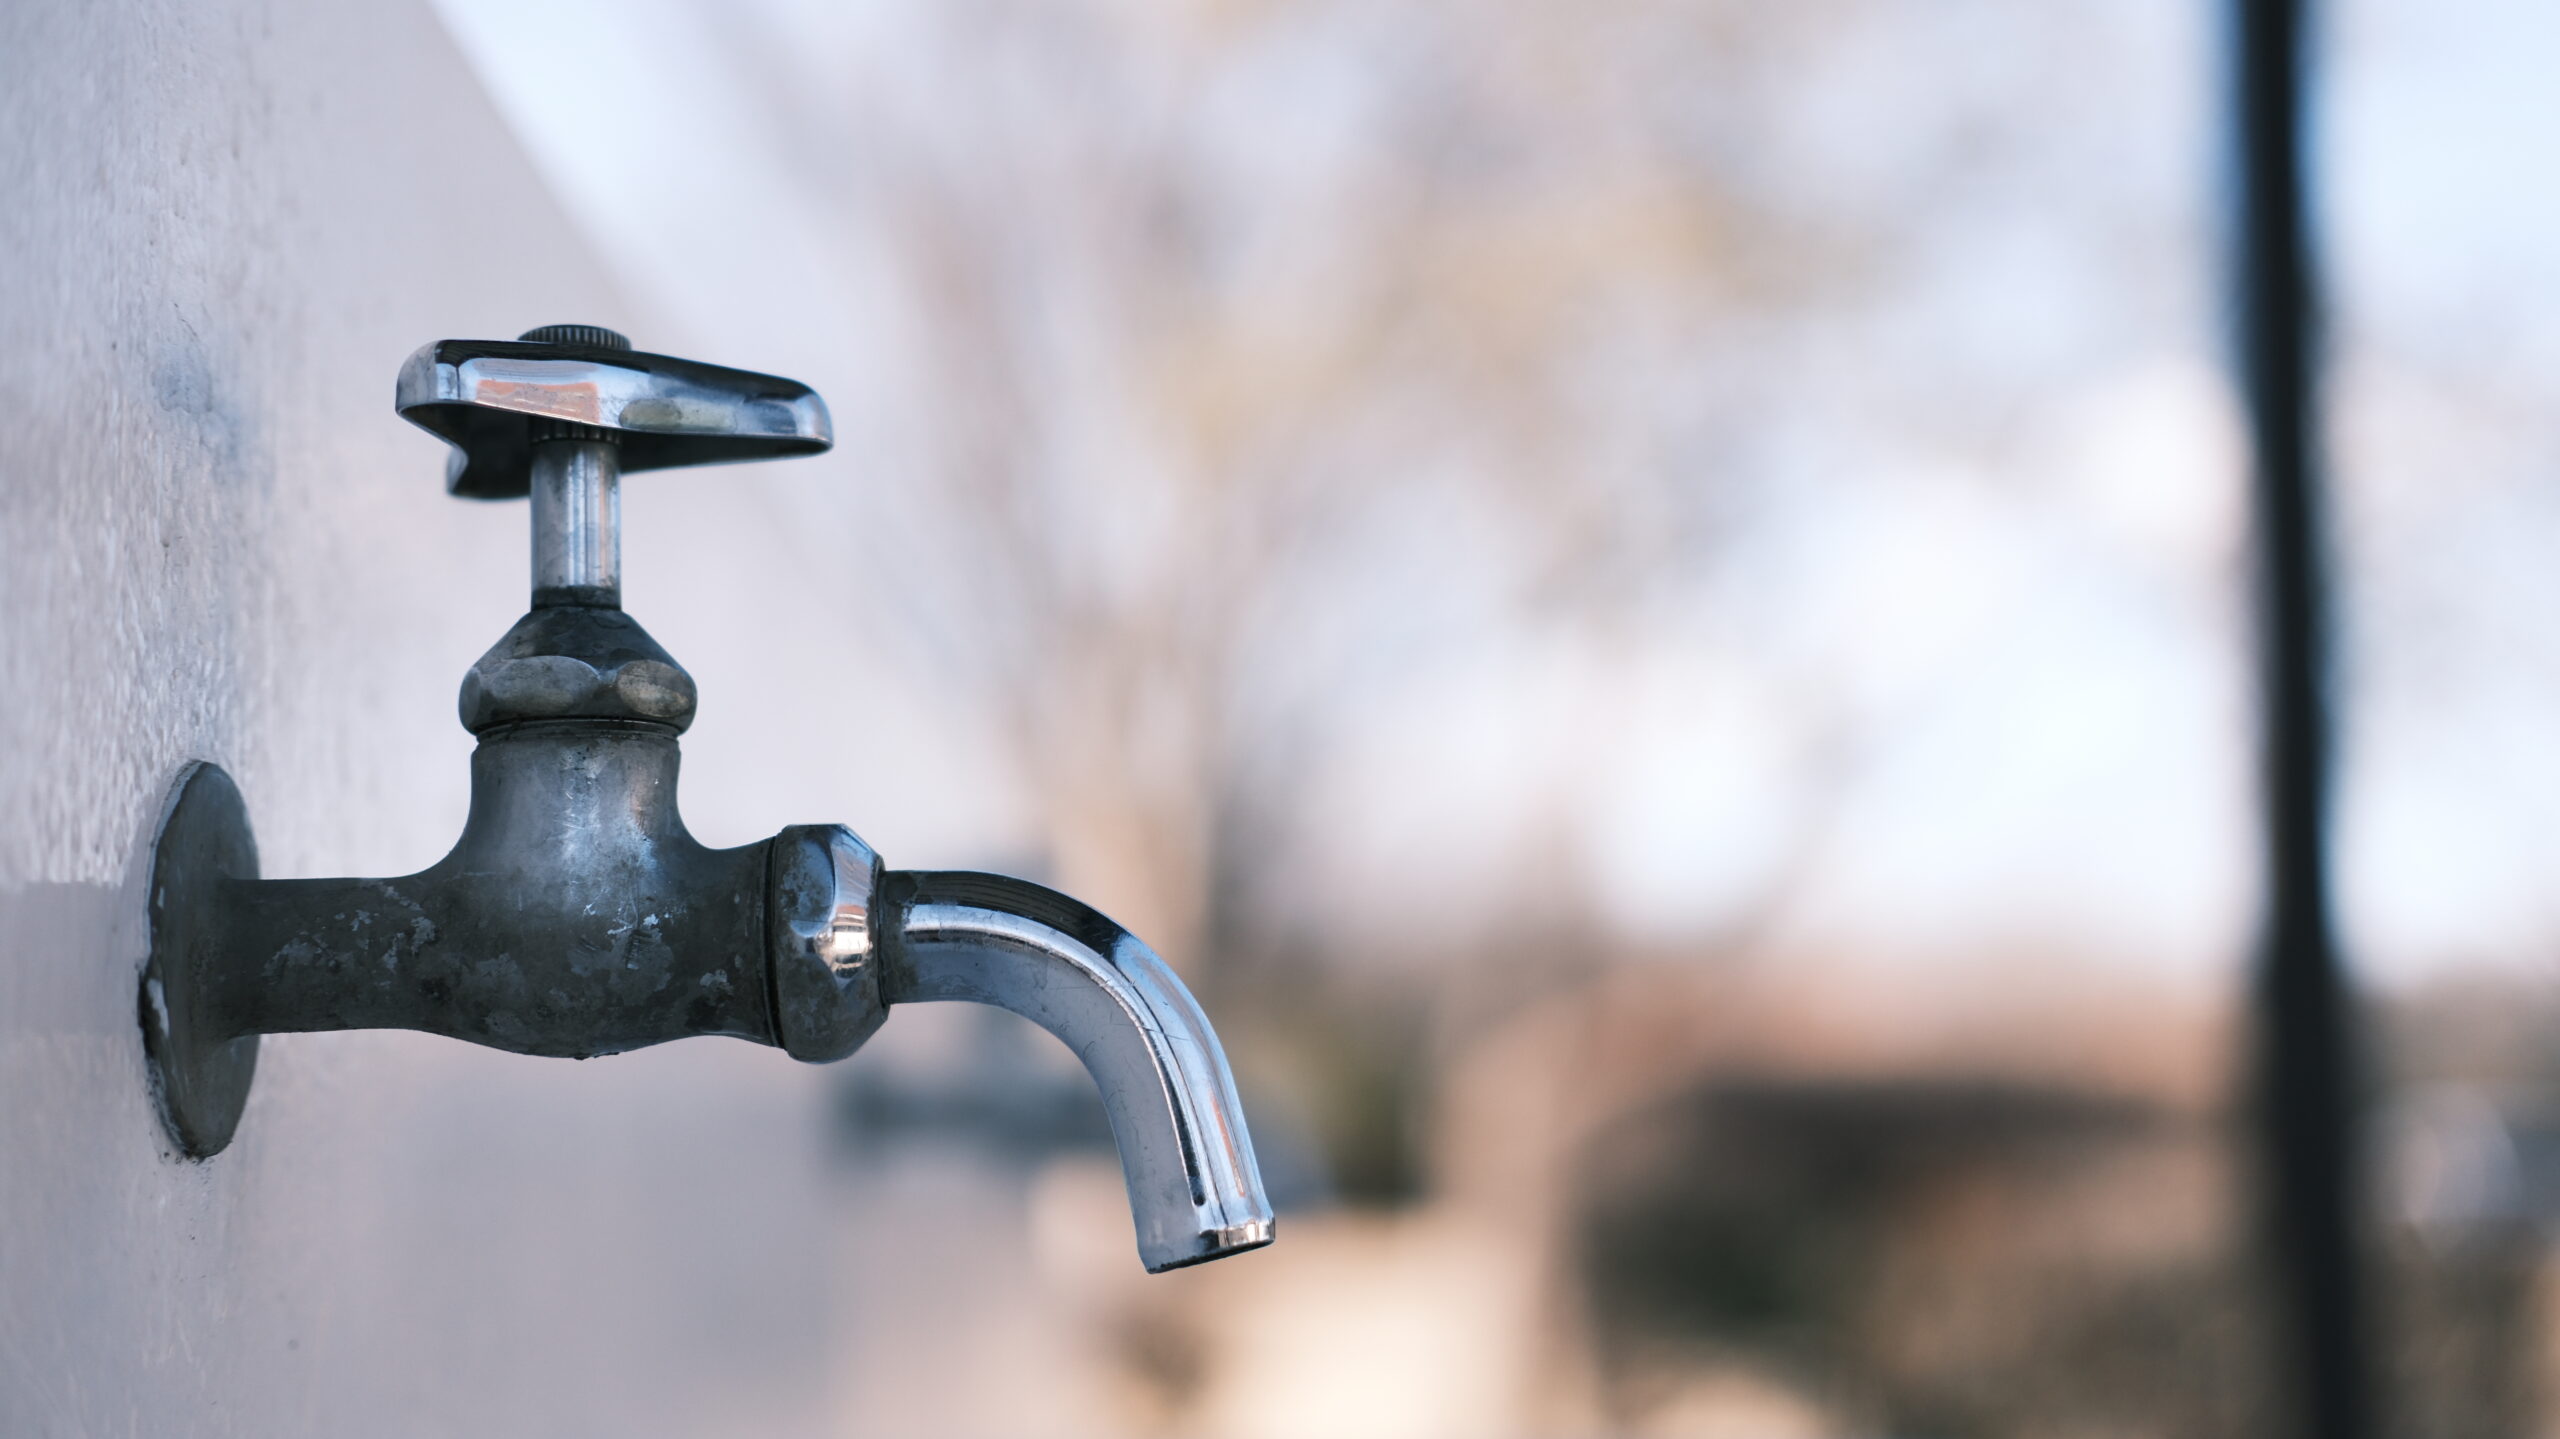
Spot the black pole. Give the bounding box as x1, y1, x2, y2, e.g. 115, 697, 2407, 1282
2234, 1, 2369, 1435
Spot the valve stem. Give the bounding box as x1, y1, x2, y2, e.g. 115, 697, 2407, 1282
519, 325, 633, 609
530, 436, 620, 607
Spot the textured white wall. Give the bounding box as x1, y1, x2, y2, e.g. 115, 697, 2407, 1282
0, 3, 856, 1434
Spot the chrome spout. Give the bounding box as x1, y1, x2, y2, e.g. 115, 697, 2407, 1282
878, 871, 1275, 1272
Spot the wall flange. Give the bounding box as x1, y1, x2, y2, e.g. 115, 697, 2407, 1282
138, 761, 259, 1159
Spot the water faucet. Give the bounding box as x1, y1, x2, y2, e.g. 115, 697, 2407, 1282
137, 325, 1274, 1274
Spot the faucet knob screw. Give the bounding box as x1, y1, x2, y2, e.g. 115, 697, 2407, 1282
516, 323, 631, 351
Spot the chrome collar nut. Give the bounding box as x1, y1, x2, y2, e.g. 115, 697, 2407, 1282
766, 824, 888, 1062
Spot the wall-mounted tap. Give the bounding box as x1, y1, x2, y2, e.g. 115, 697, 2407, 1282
138, 326, 1273, 1274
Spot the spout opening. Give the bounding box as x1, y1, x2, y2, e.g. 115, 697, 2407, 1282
1146, 1217, 1277, 1273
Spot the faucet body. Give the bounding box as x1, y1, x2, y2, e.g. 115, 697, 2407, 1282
215, 723, 770, 1057
137, 327, 1273, 1274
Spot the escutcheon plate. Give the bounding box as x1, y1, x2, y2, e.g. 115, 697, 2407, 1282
138, 761, 259, 1158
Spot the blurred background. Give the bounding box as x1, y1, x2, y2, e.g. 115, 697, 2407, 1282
402, 0, 2560, 1433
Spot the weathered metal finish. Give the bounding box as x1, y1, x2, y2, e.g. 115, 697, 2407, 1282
459, 604, 698, 734
882, 872, 1276, 1272
136, 328, 1276, 1273
213, 725, 771, 1056
138, 762, 261, 1158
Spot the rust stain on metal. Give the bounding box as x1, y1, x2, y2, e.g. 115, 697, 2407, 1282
475, 379, 602, 423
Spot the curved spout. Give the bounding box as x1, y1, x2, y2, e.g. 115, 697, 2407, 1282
877, 872, 1274, 1272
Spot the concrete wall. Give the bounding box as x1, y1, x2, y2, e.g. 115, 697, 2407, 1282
0, 3, 854, 1433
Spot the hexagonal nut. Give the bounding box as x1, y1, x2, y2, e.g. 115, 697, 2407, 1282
458, 654, 698, 731
767, 824, 888, 1063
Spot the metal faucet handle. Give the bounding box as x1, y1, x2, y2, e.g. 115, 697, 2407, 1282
395, 325, 833, 499
396, 326, 833, 610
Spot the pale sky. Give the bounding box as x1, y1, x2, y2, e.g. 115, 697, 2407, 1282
432, 0, 2560, 992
